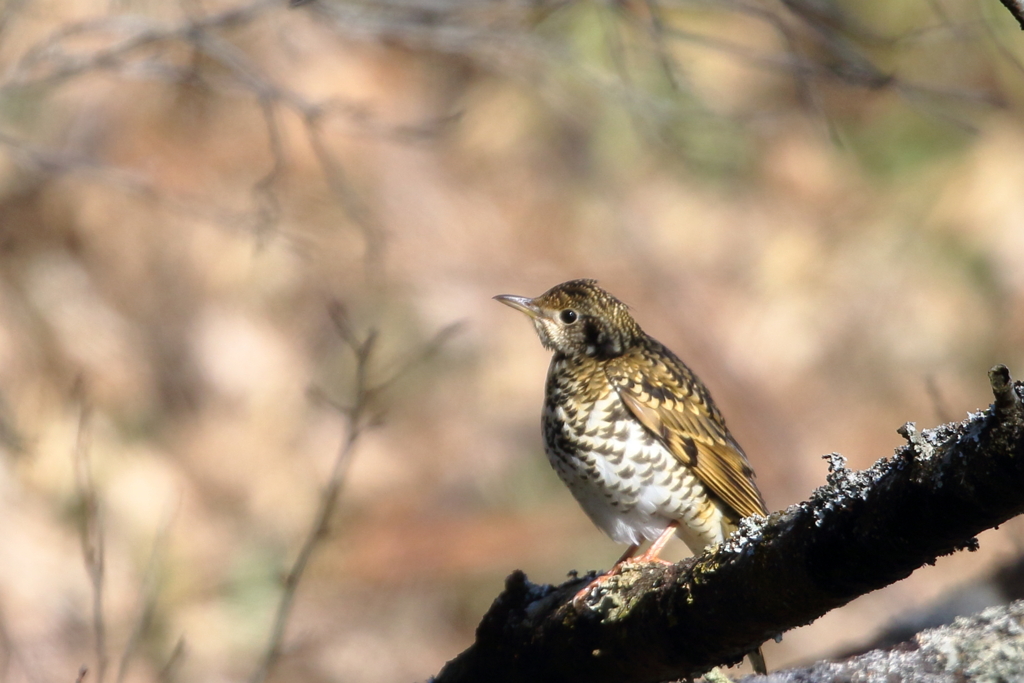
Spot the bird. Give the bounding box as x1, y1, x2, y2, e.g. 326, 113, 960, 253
495, 279, 768, 675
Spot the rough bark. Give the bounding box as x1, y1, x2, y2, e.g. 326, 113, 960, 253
764, 599, 1024, 682
432, 366, 1024, 683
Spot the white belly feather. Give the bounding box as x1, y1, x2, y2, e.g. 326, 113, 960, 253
546, 392, 729, 552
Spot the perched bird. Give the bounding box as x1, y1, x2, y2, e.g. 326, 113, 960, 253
495, 279, 768, 674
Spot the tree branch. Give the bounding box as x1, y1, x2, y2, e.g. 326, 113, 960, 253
433, 365, 1024, 683
73, 394, 107, 683
764, 599, 1024, 682
997, 0, 1024, 30
249, 305, 460, 683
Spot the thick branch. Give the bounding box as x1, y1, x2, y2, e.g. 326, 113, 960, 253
764, 599, 1024, 682
997, 0, 1024, 30
433, 366, 1024, 683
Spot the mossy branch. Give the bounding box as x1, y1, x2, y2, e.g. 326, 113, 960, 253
433, 365, 1024, 683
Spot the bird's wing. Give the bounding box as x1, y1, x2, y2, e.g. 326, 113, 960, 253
605, 345, 767, 519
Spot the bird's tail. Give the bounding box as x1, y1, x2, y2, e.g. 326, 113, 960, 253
748, 647, 768, 675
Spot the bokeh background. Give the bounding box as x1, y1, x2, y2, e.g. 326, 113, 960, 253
1, 0, 1024, 681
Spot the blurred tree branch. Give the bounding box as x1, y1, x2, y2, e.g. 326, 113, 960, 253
433, 365, 1024, 683
248, 303, 375, 683
249, 304, 460, 683
0, 0, 1009, 257
0, 0, 451, 262
72, 394, 107, 683
67, 382, 181, 683
115, 519, 172, 683
1, 0, 1005, 180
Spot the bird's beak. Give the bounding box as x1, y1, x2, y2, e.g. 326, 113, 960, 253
493, 294, 541, 319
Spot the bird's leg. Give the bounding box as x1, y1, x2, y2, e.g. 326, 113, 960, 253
634, 521, 678, 564
614, 542, 641, 565
570, 542, 639, 607
572, 522, 682, 607
573, 521, 684, 606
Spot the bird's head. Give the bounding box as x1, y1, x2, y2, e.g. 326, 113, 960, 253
494, 279, 642, 359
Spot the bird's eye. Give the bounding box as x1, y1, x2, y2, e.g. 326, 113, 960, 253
559, 309, 578, 324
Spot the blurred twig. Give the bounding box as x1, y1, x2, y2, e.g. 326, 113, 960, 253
72, 397, 107, 683
1, 1, 276, 91
157, 638, 186, 683
373, 321, 464, 398
252, 95, 286, 244
249, 302, 459, 683
0, 0, 448, 258
303, 110, 386, 276
115, 517, 174, 683
0, 389, 26, 455
0, 0, 1002, 252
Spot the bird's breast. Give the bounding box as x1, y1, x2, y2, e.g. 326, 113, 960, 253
541, 356, 723, 547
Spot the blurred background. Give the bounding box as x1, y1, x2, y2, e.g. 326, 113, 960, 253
1, 0, 1023, 681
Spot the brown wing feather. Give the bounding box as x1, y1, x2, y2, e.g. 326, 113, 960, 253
605, 344, 768, 519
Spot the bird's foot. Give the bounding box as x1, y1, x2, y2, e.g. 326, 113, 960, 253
570, 558, 672, 608
571, 569, 617, 608
571, 532, 680, 608
632, 548, 674, 565
633, 522, 678, 565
